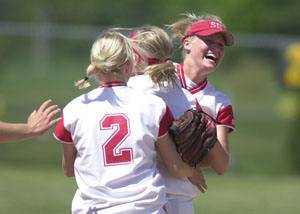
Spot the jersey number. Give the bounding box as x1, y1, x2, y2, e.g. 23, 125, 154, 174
100, 113, 133, 166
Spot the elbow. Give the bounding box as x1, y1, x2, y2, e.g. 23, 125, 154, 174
215, 167, 228, 176
214, 162, 229, 175
210, 149, 230, 175
210, 154, 230, 175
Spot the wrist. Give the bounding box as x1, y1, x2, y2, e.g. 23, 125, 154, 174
25, 123, 36, 137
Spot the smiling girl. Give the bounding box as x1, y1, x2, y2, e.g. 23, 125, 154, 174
169, 13, 236, 176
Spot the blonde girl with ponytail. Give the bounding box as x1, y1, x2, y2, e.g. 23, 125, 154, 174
128, 25, 208, 214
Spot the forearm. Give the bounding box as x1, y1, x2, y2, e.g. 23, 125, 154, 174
200, 140, 229, 175
0, 100, 61, 144
0, 122, 34, 143
168, 158, 196, 178
200, 126, 230, 175
62, 156, 75, 177
166, 154, 207, 192
62, 143, 77, 177
156, 133, 196, 178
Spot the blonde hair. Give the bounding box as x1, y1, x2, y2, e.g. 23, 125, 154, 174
132, 25, 177, 88
168, 13, 226, 58
75, 30, 138, 89
168, 12, 225, 39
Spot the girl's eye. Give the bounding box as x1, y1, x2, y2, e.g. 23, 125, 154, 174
219, 43, 225, 48
204, 39, 213, 44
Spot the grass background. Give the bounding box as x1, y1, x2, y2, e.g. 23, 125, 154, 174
0, 46, 300, 213
1, 165, 299, 214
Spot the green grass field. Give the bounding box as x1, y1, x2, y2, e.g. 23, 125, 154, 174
195, 172, 300, 214
0, 163, 76, 214
0, 54, 299, 213
1, 164, 299, 214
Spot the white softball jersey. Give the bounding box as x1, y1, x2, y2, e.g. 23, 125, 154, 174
176, 63, 235, 133
128, 75, 199, 200
128, 75, 196, 118
53, 82, 173, 214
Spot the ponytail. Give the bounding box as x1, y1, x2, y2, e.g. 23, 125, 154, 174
144, 60, 178, 88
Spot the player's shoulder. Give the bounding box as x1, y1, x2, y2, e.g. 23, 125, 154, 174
128, 75, 155, 90
127, 85, 167, 108
205, 81, 231, 104
63, 88, 100, 110
135, 88, 166, 104
206, 81, 229, 98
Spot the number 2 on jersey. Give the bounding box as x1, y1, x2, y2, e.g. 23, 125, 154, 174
100, 113, 133, 166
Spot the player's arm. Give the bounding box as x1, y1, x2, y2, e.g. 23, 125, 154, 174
0, 100, 61, 143
199, 126, 229, 175
156, 133, 207, 191
62, 143, 77, 177
0, 122, 30, 143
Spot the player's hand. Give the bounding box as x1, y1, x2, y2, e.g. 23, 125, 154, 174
188, 167, 207, 193
27, 100, 62, 137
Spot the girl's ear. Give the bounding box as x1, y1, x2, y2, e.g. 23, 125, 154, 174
183, 38, 192, 53
131, 61, 138, 77
124, 63, 134, 81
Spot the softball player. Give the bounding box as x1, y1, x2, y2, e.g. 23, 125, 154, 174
0, 100, 61, 143
169, 12, 236, 174
53, 30, 202, 214
128, 25, 207, 214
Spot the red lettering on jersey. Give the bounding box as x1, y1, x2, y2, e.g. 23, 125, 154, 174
100, 113, 133, 166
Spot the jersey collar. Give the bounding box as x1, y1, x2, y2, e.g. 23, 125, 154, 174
99, 82, 127, 88
177, 63, 208, 94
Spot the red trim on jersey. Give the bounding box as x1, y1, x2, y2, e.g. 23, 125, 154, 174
188, 79, 207, 94
158, 105, 174, 137
216, 105, 235, 133
99, 82, 127, 88
177, 63, 207, 94
177, 63, 186, 88
54, 113, 73, 143
195, 99, 202, 110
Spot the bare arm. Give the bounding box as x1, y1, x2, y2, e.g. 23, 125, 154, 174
156, 133, 207, 191
0, 100, 61, 143
62, 143, 77, 177
199, 126, 229, 175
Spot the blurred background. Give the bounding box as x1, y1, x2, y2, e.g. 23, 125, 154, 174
0, 0, 300, 213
